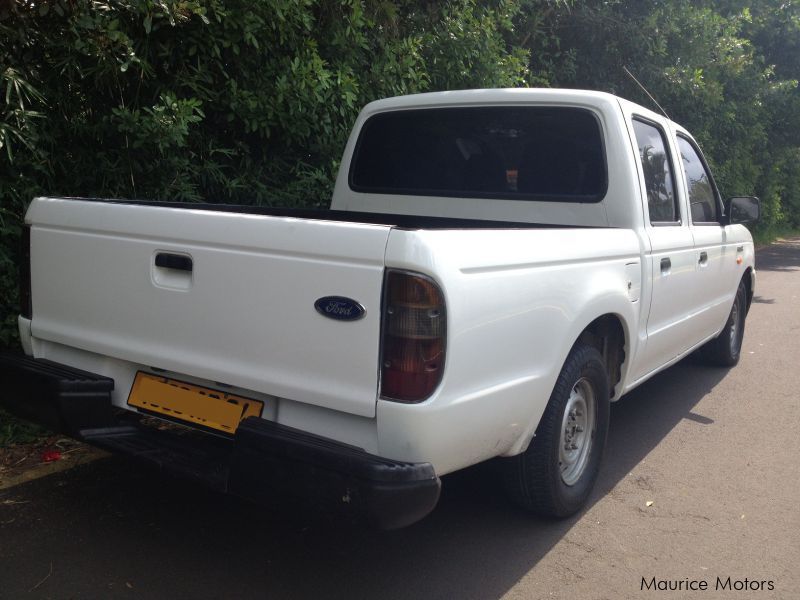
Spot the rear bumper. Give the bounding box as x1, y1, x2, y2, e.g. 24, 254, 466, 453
0, 353, 440, 529
0, 353, 115, 432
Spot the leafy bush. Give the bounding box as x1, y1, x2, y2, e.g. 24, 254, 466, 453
0, 0, 528, 349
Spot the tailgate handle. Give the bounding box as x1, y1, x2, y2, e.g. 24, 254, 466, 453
155, 253, 193, 272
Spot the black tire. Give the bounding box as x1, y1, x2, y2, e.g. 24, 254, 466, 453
699, 280, 747, 367
502, 343, 610, 517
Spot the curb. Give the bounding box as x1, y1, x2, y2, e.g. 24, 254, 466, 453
0, 448, 108, 491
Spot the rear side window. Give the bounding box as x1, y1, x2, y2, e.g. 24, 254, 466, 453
632, 118, 679, 224
349, 107, 607, 202
676, 136, 719, 224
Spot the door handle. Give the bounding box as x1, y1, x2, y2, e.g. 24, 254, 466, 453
660, 257, 671, 274
155, 253, 193, 272
698, 251, 708, 265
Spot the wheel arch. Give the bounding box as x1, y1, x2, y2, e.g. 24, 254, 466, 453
505, 310, 631, 458
574, 313, 628, 401
742, 267, 755, 314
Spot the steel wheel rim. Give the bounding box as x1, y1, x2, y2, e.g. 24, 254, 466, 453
559, 377, 596, 486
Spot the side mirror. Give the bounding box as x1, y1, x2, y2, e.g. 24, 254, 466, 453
724, 196, 760, 225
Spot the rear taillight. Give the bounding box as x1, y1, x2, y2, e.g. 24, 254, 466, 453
380, 270, 446, 402
19, 225, 32, 319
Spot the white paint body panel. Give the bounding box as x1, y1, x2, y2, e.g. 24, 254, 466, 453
21, 89, 756, 476
377, 227, 641, 473
26, 198, 391, 418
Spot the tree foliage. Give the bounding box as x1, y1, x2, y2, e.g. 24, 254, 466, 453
516, 0, 800, 230
1, 0, 799, 348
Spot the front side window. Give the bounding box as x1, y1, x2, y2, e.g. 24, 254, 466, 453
632, 118, 678, 224
349, 107, 607, 202
677, 136, 719, 224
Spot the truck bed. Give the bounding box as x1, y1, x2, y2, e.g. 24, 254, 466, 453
61, 197, 598, 230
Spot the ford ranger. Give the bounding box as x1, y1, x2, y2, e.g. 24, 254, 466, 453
0, 89, 760, 528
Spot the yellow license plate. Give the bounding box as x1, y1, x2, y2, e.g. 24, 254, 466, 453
127, 372, 264, 434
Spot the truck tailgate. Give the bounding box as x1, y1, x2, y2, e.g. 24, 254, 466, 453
26, 198, 391, 418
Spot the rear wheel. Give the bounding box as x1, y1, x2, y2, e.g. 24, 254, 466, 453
699, 280, 747, 367
502, 343, 610, 517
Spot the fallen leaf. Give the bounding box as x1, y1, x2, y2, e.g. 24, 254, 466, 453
40, 451, 62, 463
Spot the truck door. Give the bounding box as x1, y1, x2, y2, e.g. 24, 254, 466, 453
629, 117, 700, 380
674, 134, 737, 339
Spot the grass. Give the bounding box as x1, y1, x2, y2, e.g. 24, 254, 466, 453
751, 225, 800, 247
0, 408, 50, 448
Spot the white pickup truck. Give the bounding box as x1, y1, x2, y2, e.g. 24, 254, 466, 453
1, 89, 759, 529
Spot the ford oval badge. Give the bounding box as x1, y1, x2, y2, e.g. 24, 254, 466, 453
314, 296, 366, 321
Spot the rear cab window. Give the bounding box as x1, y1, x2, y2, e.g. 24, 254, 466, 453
349, 107, 607, 202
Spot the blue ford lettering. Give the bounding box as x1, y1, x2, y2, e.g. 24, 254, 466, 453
314, 296, 366, 321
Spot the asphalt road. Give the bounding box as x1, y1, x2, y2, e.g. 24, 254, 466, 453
2, 239, 799, 600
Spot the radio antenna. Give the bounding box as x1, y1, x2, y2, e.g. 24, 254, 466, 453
623, 66, 670, 120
